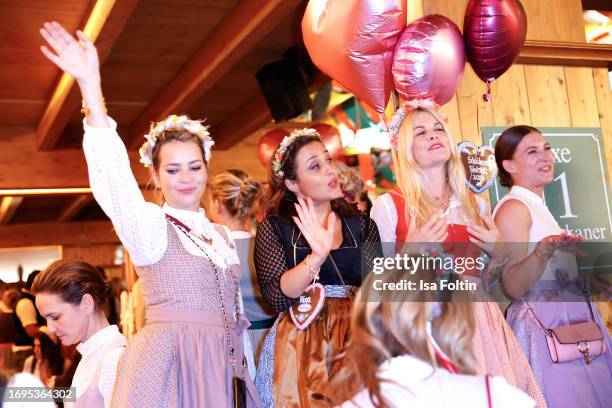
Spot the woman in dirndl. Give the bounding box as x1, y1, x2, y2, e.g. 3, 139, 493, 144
254, 129, 381, 407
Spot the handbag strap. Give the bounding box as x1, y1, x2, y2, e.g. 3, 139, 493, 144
485, 375, 492, 408
165, 214, 245, 376
522, 301, 552, 335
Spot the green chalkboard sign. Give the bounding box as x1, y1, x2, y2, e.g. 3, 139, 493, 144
485, 127, 612, 248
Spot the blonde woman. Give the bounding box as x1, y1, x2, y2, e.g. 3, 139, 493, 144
209, 169, 277, 377
370, 100, 545, 406
333, 271, 534, 407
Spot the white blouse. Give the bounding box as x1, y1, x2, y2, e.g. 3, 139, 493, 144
338, 355, 534, 408
71, 325, 126, 408
82, 118, 238, 269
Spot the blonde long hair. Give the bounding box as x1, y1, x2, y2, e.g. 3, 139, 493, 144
392, 108, 482, 227
331, 270, 476, 407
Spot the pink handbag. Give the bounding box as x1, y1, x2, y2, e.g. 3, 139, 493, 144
525, 301, 606, 364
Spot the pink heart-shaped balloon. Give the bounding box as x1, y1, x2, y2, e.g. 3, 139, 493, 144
463, 0, 527, 83
289, 282, 325, 330
392, 14, 465, 106
302, 0, 406, 114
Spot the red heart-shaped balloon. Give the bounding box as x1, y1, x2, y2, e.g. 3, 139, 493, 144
463, 0, 527, 83
312, 123, 342, 159
258, 129, 290, 167
302, 0, 406, 113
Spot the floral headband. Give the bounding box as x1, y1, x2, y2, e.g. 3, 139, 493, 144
139, 114, 214, 168
272, 128, 320, 178
386, 98, 446, 150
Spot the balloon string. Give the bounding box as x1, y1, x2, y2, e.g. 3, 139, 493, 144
479, 81, 493, 141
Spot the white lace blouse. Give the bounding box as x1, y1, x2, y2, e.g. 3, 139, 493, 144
82, 118, 238, 269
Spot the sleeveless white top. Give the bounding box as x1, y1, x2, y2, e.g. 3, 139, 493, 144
492, 186, 577, 282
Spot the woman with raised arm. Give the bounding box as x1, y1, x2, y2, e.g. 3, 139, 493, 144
493, 125, 612, 407
39, 22, 260, 407
253, 129, 382, 407
370, 100, 545, 407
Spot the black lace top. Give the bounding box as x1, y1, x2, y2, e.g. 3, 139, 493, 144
254, 213, 381, 312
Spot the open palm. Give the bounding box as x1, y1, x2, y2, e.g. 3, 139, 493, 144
292, 196, 336, 260
40, 22, 100, 83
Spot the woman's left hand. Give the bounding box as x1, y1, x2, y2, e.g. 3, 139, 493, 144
467, 214, 508, 264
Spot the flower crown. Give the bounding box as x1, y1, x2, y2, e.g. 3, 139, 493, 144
272, 128, 320, 178
139, 114, 214, 168
386, 98, 445, 150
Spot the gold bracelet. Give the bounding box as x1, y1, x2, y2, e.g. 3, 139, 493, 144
81, 98, 107, 117
304, 255, 320, 281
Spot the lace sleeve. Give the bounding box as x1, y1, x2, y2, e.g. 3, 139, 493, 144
82, 117, 167, 266
360, 214, 383, 276
254, 217, 294, 313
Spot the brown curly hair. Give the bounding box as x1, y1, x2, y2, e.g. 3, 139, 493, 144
260, 134, 357, 221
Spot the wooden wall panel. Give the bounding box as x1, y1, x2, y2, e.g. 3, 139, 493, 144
456, 65, 490, 144
565, 67, 601, 127
62, 244, 119, 268
491, 64, 532, 126
439, 94, 462, 142
592, 68, 612, 189
521, 0, 585, 42
208, 130, 267, 181
524, 65, 571, 127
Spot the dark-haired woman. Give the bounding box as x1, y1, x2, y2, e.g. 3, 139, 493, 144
254, 129, 382, 407
493, 125, 612, 407
22, 331, 64, 387
32, 260, 126, 408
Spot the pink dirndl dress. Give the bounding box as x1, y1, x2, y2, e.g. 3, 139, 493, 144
111, 223, 261, 407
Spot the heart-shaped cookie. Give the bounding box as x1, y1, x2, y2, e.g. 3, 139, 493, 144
289, 282, 325, 331
458, 141, 498, 193
301, 0, 406, 113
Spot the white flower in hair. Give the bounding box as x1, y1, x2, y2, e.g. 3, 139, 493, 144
139, 114, 214, 168
272, 128, 320, 178
385, 98, 444, 150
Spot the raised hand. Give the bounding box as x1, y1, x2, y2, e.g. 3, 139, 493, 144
292, 196, 336, 262
40, 22, 100, 84
467, 213, 508, 263
537, 231, 585, 257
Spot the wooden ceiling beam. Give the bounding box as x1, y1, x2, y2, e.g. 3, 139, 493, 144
517, 40, 612, 67
126, 0, 302, 149
0, 221, 119, 248
0, 127, 148, 190
58, 194, 94, 222
213, 93, 272, 150
36, 0, 140, 151
0, 196, 24, 225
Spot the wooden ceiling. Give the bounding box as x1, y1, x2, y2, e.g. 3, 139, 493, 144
0, 0, 311, 244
